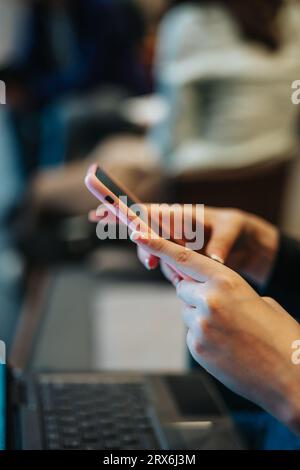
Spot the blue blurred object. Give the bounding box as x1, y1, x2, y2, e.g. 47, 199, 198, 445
0, 109, 24, 349
6, 0, 148, 173
234, 410, 300, 450
12, 0, 147, 107
0, 342, 6, 451
0, 109, 23, 222
0, 365, 5, 450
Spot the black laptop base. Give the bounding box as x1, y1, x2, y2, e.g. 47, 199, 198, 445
10, 371, 243, 450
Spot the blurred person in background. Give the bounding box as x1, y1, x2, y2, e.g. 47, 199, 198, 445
0, 0, 170, 343
150, 0, 300, 175
28, 0, 300, 215
0, 0, 152, 343
17, 0, 170, 215
0, 0, 165, 263
3, 0, 150, 178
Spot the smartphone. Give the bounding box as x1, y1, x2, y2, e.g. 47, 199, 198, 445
85, 164, 188, 280
85, 164, 155, 236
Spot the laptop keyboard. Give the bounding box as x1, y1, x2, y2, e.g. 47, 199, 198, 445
38, 381, 161, 450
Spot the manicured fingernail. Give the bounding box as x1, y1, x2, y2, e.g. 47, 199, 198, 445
145, 257, 158, 270
130, 231, 148, 244
173, 276, 181, 286
130, 231, 139, 242
145, 258, 152, 271
209, 254, 224, 264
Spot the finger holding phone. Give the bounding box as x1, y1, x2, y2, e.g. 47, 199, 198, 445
130, 230, 300, 436
85, 164, 300, 435
90, 201, 279, 287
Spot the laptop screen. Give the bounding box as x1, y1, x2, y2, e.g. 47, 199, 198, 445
0, 341, 6, 450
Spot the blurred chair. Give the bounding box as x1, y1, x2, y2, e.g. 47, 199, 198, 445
172, 156, 295, 225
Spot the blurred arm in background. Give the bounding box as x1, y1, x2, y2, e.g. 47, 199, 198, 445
29, 0, 300, 219
27, 0, 171, 215
30, 134, 161, 215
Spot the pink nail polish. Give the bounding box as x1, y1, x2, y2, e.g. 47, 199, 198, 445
130, 231, 149, 244
130, 231, 142, 242
145, 258, 152, 271
209, 254, 225, 264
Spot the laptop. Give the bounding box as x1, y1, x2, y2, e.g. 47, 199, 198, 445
0, 270, 243, 450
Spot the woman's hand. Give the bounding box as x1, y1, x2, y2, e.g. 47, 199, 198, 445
90, 204, 279, 285
136, 206, 279, 286
130, 231, 300, 434
203, 207, 279, 286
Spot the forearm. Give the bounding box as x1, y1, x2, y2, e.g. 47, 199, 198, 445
30, 161, 96, 215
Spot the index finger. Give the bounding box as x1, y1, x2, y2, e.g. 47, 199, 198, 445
130, 230, 224, 282
88, 206, 118, 224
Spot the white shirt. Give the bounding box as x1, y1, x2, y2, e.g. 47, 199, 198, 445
150, 2, 300, 175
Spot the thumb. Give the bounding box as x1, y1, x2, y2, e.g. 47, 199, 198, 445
262, 297, 288, 315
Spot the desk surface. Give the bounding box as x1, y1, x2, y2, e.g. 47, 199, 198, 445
10, 257, 186, 373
